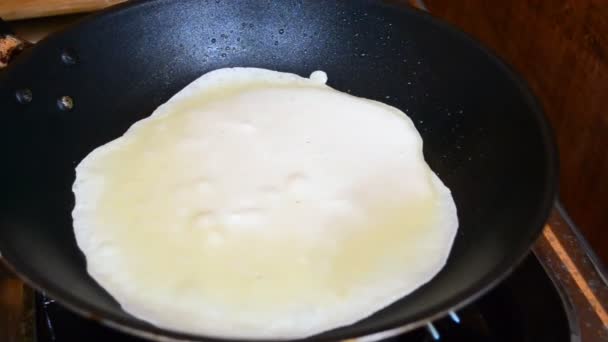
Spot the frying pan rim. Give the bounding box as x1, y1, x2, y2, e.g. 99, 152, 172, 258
0, 0, 559, 341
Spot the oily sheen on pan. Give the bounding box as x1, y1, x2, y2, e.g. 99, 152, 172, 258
72, 68, 458, 339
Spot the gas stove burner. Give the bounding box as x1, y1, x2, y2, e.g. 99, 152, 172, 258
35, 255, 573, 342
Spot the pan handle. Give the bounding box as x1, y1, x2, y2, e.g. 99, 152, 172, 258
0, 17, 32, 69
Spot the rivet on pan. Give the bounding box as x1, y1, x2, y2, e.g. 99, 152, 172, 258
57, 96, 74, 111
15, 88, 33, 104
60, 49, 78, 66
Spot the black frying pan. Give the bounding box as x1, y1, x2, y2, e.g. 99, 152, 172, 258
0, 0, 558, 341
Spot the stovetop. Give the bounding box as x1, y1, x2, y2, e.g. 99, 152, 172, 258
34, 255, 572, 342
8, 205, 602, 342
1, 206, 607, 342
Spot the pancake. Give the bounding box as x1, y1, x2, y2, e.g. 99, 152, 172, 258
72, 67, 458, 339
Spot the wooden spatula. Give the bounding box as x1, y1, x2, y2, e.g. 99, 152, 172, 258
0, 0, 126, 21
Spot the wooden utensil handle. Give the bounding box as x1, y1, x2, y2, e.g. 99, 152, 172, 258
0, 18, 31, 69
0, 0, 126, 21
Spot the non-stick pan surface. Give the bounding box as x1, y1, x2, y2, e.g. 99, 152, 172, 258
0, 0, 557, 340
